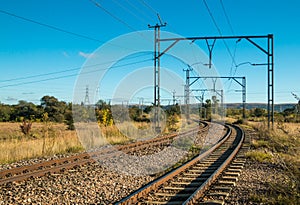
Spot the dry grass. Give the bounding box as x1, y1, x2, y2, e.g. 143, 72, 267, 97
225, 117, 238, 124
245, 121, 300, 204
0, 117, 195, 164
0, 121, 158, 164
0, 125, 83, 164
0, 122, 69, 140
245, 150, 273, 163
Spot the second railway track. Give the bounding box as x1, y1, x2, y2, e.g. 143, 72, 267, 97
0, 121, 209, 185
116, 123, 245, 205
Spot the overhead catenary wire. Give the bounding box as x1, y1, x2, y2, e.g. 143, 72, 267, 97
202, 0, 237, 67
219, 0, 238, 90
219, 0, 235, 35
227, 44, 238, 89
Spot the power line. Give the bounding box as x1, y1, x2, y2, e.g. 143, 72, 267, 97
89, 0, 152, 43
0, 8, 143, 51
125, 0, 155, 22
219, 0, 235, 35
0, 67, 80, 83
111, 0, 148, 25
89, 0, 139, 32
137, 0, 181, 35
138, 0, 159, 15
0, 9, 104, 43
0, 58, 153, 88
0, 52, 151, 83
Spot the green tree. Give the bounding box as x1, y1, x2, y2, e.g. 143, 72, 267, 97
64, 103, 74, 130
253, 108, 266, 117
12, 100, 39, 121
211, 96, 220, 114
129, 106, 142, 121
95, 100, 111, 110
165, 104, 181, 116
204, 99, 212, 119
41, 96, 67, 122
0, 103, 12, 122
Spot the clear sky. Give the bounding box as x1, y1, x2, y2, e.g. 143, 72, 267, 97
0, 0, 299, 105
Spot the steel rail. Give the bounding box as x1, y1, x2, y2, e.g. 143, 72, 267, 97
0, 121, 209, 185
115, 124, 244, 204
115, 123, 232, 204
183, 124, 244, 204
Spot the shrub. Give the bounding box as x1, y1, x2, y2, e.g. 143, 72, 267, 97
20, 120, 32, 137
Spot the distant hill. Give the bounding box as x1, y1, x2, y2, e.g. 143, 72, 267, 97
225, 103, 296, 112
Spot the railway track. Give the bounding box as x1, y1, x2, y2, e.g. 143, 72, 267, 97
0, 121, 209, 185
115, 124, 244, 205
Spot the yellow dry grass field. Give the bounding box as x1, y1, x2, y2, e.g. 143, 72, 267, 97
0, 122, 136, 164
0, 121, 156, 164
0, 117, 200, 165
0, 122, 82, 164
247, 121, 300, 135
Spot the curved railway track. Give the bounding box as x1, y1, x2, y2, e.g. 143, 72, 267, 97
115, 124, 244, 205
0, 121, 209, 185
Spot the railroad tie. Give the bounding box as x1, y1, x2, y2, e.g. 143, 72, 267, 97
212, 186, 232, 192
184, 173, 211, 177
199, 200, 225, 205
228, 165, 243, 169
177, 176, 207, 182
144, 201, 182, 205
163, 187, 196, 191
223, 172, 240, 177
221, 176, 238, 182
114, 124, 244, 205
217, 180, 236, 186
172, 181, 202, 186
226, 168, 242, 173
207, 191, 230, 197
154, 192, 191, 198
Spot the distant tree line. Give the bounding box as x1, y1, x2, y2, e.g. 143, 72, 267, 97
0, 96, 69, 123
1, 95, 297, 131
0, 96, 183, 131
226, 106, 300, 122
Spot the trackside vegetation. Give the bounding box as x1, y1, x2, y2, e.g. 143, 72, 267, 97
242, 122, 300, 204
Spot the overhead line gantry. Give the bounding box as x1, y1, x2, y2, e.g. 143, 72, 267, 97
151, 33, 274, 128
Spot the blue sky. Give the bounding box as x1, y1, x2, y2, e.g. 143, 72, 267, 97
0, 0, 299, 105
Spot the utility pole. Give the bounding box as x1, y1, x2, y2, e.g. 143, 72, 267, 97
148, 14, 166, 133
184, 67, 191, 120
